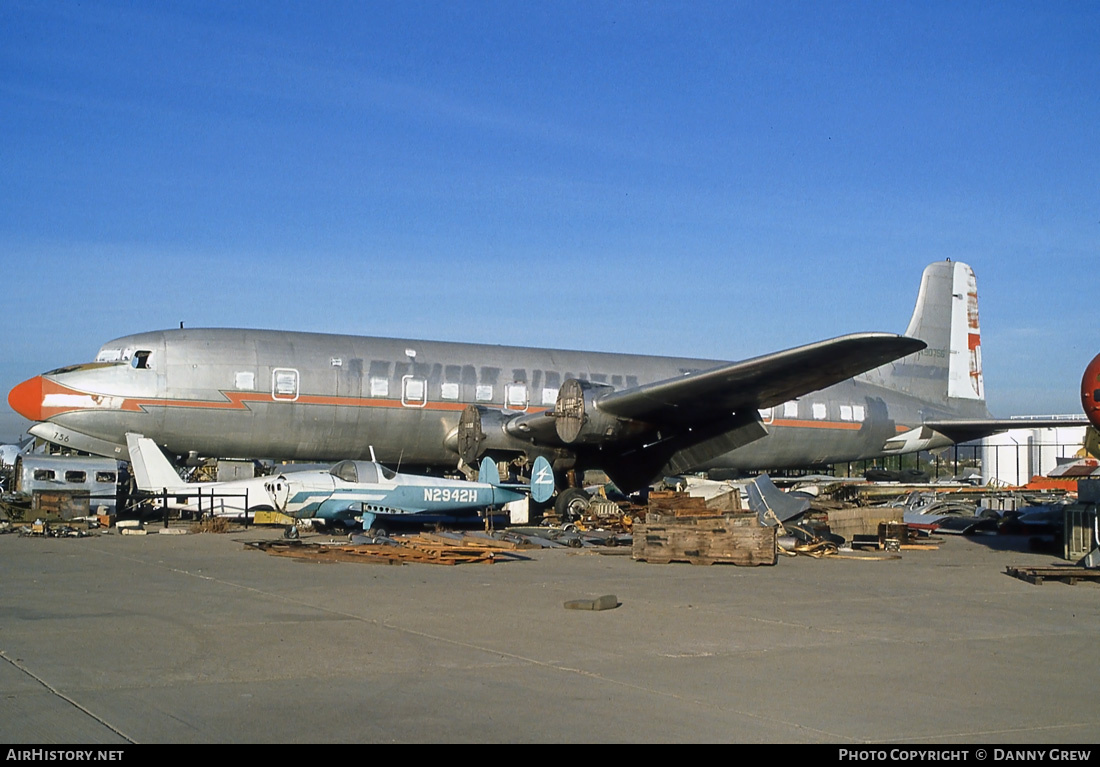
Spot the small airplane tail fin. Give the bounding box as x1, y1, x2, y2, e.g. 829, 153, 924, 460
478, 455, 555, 504
125, 433, 187, 491
478, 456, 501, 486
864, 260, 986, 406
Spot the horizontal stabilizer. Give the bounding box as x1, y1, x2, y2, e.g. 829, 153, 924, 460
921, 417, 1091, 446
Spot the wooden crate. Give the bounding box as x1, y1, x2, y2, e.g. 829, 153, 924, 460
633, 512, 776, 566
32, 490, 90, 521
647, 488, 742, 517
826, 507, 903, 542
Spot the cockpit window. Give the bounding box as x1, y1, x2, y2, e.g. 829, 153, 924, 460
331, 461, 358, 483
44, 362, 121, 376
330, 461, 392, 484
131, 351, 152, 369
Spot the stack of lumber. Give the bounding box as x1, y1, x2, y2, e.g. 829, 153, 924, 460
647, 488, 741, 516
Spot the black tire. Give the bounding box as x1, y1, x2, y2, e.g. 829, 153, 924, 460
554, 488, 591, 522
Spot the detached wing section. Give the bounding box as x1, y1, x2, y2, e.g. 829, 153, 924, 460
483, 333, 924, 489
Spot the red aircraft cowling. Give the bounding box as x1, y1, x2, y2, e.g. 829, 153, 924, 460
1083, 353, 1100, 430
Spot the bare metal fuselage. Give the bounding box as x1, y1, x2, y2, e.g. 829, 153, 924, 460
28, 327, 987, 473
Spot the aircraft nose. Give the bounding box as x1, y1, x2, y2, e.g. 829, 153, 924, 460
8, 376, 45, 422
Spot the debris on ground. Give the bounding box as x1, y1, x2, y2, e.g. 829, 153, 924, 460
246, 531, 534, 566
1005, 565, 1100, 586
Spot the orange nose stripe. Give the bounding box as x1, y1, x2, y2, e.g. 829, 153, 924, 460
8, 376, 44, 422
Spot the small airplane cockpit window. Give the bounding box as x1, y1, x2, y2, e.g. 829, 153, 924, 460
356, 463, 379, 484
378, 464, 396, 481
331, 461, 358, 483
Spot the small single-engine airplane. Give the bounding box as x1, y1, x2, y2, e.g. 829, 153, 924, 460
126, 433, 554, 530
9, 261, 1087, 508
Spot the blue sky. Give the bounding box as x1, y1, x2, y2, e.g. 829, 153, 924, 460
1, 0, 1097, 442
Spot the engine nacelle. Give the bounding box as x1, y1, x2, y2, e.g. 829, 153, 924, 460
554, 378, 644, 445
449, 405, 532, 464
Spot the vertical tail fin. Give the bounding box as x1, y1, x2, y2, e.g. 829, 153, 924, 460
866, 261, 985, 406
125, 433, 188, 491
478, 455, 555, 504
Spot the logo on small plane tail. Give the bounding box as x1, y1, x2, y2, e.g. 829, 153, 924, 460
531, 456, 554, 504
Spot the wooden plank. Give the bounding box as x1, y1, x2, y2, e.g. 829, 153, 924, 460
1005, 565, 1100, 586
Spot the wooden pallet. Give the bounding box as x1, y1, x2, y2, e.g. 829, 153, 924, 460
633, 513, 776, 566
1005, 565, 1100, 586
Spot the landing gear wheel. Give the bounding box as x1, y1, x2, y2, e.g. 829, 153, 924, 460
283, 525, 299, 540
554, 488, 591, 523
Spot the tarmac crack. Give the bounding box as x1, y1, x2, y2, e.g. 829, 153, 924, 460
0, 650, 137, 744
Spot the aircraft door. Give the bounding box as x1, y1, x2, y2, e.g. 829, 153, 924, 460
328, 357, 363, 450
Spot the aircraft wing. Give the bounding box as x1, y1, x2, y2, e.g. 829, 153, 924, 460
506, 332, 924, 448
595, 333, 925, 424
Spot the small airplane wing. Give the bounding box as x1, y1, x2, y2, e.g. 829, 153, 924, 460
595, 333, 925, 424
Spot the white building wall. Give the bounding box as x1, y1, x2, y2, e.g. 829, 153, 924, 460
981, 425, 1086, 486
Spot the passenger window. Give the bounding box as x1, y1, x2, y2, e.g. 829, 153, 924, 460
505, 383, 528, 411
96, 471, 117, 483
65, 471, 87, 483
272, 369, 299, 400
812, 403, 827, 420
369, 377, 389, 397
33, 469, 55, 481
440, 382, 460, 400
402, 376, 427, 408
476, 385, 493, 402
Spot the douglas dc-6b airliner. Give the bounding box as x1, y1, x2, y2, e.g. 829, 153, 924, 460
9, 261, 1083, 504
